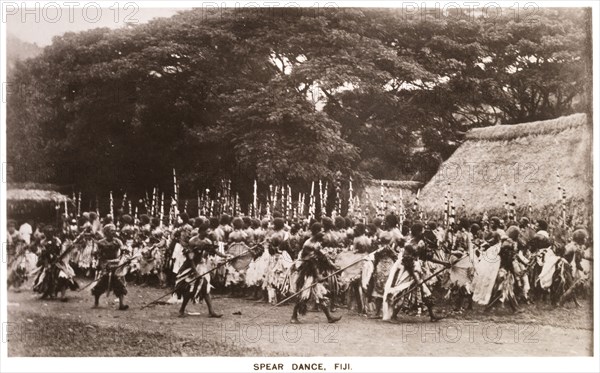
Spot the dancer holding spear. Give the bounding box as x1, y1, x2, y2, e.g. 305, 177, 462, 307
289, 222, 342, 324
142, 233, 266, 315
248, 224, 389, 324
172, 223, 229, 318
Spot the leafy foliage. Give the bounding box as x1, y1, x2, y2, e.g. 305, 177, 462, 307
6, 8, 589, 199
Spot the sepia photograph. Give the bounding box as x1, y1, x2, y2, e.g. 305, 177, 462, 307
1, 1, 598, 372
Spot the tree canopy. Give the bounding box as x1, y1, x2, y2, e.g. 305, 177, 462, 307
7, 7, 590, 200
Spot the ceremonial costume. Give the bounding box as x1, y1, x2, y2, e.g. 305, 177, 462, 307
77, 229, 97, 276
33, 234, 79, 300
445, 222, 476, 311
175, 233, 223, 317
487, 238, 520, 311
7, 227, 31, 289
382, 244, 441, 322
91, 225, 129, 310
290, 223, 341, 324
225, 225, 250, 289
265, 220, 292, 303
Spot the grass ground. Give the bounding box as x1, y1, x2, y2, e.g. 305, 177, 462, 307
6, 279, 594, 357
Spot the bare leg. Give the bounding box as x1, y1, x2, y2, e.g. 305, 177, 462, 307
118, 295, 129, 310
179, 293, 191, 317
369, 298, 383, 319
559, 281, 582, 307
424, 297, 442, 322
321, 304, 341, 323
205, 294, 222, 318
291, 303, 301, 324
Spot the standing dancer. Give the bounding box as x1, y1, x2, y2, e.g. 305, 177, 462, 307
91, 224, 129, 310
290, 223, 341, 324
176, 223, 228, 318
383, 244, 445, 322
33, 226, 79, 301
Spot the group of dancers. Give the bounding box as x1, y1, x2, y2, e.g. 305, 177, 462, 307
7, 209, 593, 323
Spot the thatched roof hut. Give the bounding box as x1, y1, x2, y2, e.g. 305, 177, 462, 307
419, 113, 592, 225
6, 183, 72, 223
7, 189, 70, 203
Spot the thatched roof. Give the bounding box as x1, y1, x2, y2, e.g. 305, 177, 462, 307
419, 113, 591, 215
7, 189, 70, 203
358, 179, 424, 217
7, 182, 66, 191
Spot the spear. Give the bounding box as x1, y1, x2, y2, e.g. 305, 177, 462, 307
77, 192, 82, 217
196, 189, 202, 216
324, 181, 329, 216
287, 185, 292, 220
253, 180, 258, 218
274, 185, 279, 213
109, 191, 114, 217
151, 187, 157, 216
227, 179, 233, 214
172, 194, 180, 217
121, 192, 127, 211
383, 185, 390, 216
318, 180, 323, 217
378, 181, 384, 218
128, 200, 132, 215
145, 190, 150, 213
309, 181, 315, 220
160, 192, 165, 227
528, 189, 533, 215
304, 192, 308, 218
399, 189, 404, 225
206, 189, 211, 216
169, 198, 176, 227
173, 168, 178, 204
95, 195, 99, 215
282, 185, 287, 218
364, 191, 371, 223
335, 182, 341, 218
159, 192, 164, 220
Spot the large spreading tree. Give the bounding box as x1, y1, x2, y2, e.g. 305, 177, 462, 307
7, 7, 590, 200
